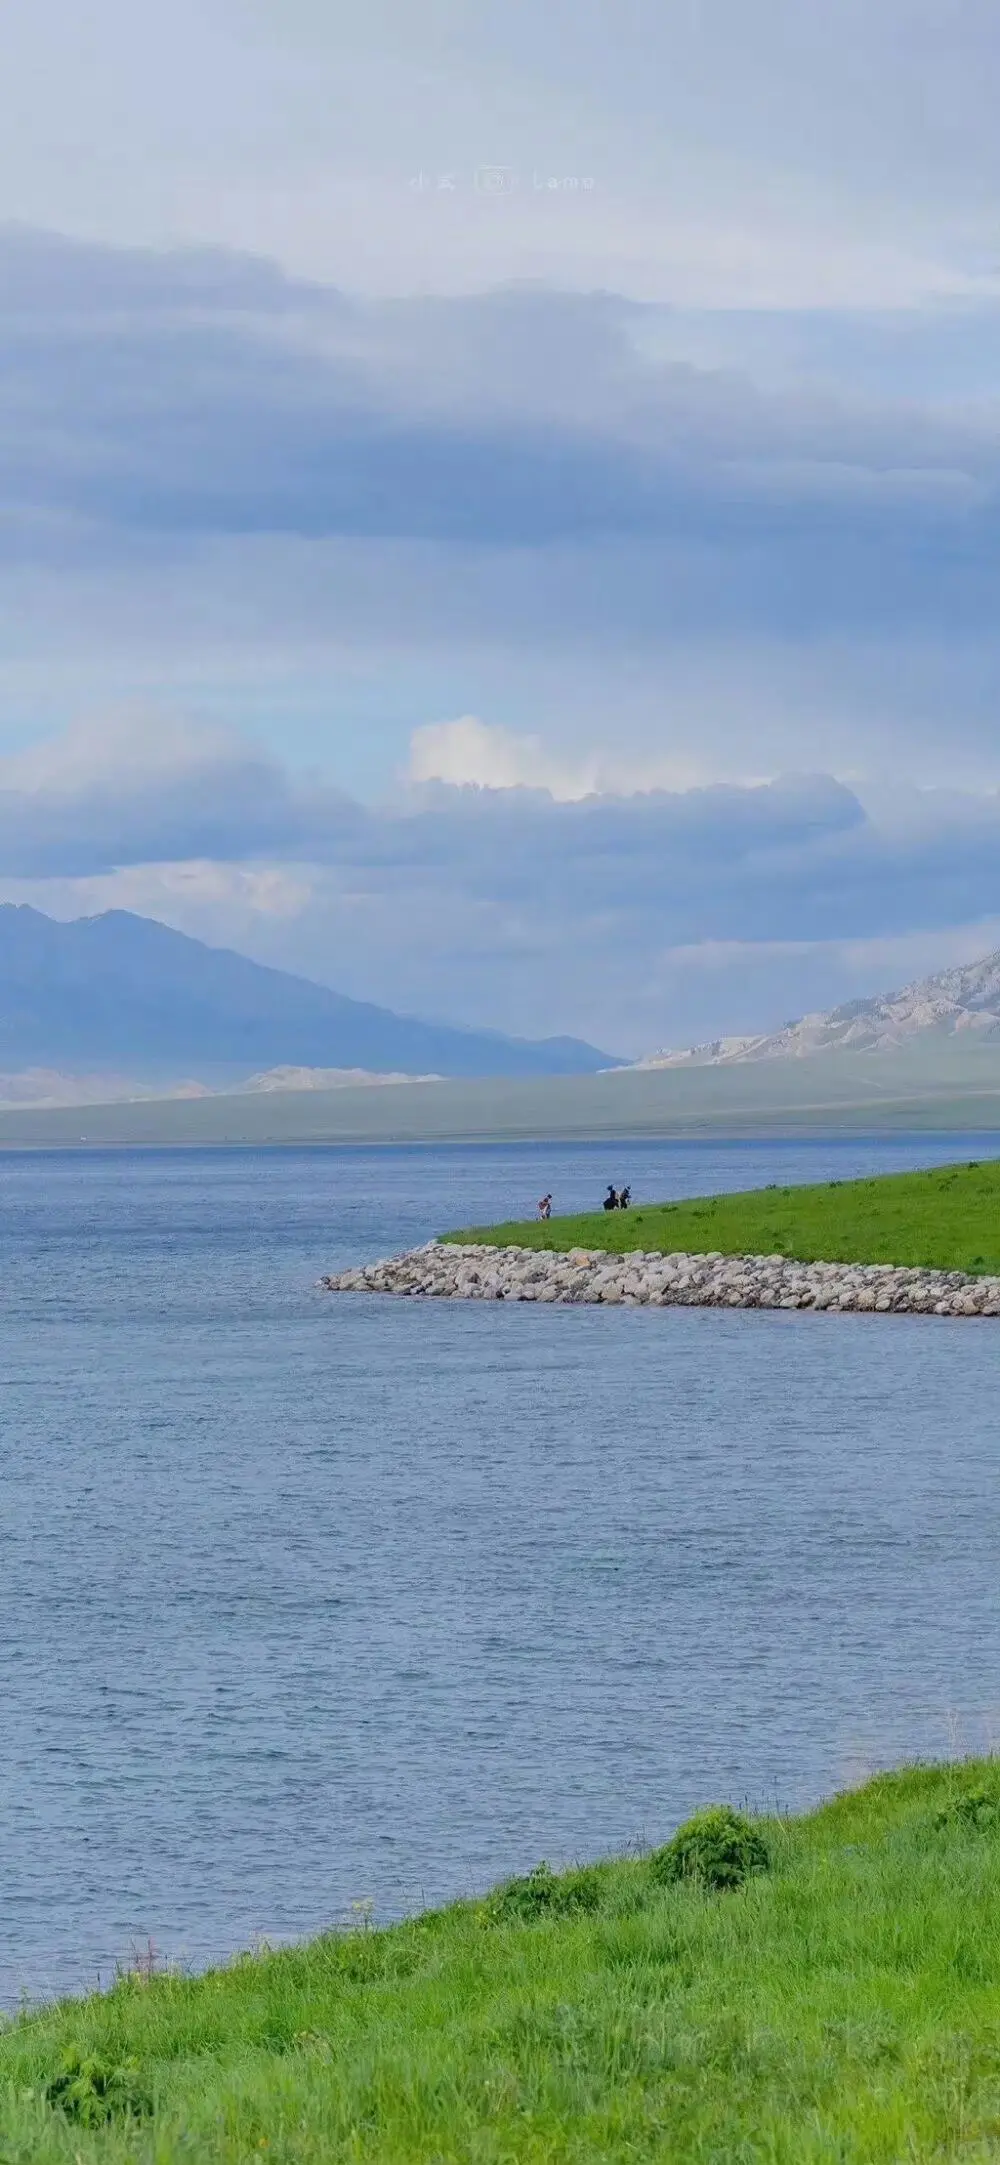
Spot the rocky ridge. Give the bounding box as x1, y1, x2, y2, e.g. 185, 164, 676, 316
323, 1243, 1000, 1317
636, 949, 1000, 1067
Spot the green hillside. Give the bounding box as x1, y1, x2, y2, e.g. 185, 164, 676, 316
3, 1762, 1000, 2160
451, 1155, 1000, 1272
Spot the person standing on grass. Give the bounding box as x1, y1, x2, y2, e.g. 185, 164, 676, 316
538, 1193, 553, 1220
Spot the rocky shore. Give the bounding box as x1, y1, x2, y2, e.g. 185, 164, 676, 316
322, 1242, 1000, 1316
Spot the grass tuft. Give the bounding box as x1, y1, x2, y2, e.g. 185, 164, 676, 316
484, 1861, 605, 1925
650, 1805, 770, 1892
42, 2045, 151, 2128
933, 1775, 1000, 1834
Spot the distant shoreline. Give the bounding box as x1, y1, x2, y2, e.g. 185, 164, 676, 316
5, 1113, 1000, 1152
3, 1046, 1000, 1148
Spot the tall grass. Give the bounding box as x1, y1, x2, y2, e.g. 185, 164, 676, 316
3, 1760, 1000, 2159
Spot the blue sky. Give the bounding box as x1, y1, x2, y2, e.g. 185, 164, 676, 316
1, 2, 1000, 1053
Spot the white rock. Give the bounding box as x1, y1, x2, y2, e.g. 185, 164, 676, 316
321, 1241, 1000, 1321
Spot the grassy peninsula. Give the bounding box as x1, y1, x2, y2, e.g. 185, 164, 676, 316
4, 1762, 1000, 2159
448, 1155, 1000, 1273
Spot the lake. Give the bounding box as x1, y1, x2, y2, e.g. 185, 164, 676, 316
2, 1132, 1000, 2004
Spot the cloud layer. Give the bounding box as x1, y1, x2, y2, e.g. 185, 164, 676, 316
4, 231, 998, 571
3, 225, 1000, 803
5, 715, 1000, 1054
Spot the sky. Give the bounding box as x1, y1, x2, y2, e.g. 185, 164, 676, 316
1, 0, 1000, 1055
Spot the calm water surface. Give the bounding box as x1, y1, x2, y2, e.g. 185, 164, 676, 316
2, 1133, 1000, 2003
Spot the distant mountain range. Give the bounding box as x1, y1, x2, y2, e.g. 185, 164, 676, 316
637, 951, 1000, 1067
0, 906, 616, 1094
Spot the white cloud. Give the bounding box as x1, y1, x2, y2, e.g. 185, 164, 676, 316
4, 710, 243, 793
0, 859, 317, 956
407, 717, 711, 798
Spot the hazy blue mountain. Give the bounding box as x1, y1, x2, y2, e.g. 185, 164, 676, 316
0, 906, 616, 1079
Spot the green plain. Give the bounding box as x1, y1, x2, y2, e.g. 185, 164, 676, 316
5, 1763, 1000, 2160
6, 1041, 1000, 1148
449, 1155, 1000, 1272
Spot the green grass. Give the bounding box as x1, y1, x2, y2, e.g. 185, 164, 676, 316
6, 1762, 1000, 2159
446, 1156, 1000, 1273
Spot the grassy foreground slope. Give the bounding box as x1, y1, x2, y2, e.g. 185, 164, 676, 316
4, 1764, 1000, 2160
450, 1156, 1000, 1273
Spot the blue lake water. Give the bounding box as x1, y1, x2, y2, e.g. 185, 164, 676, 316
2, 1132, 1000, 2004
